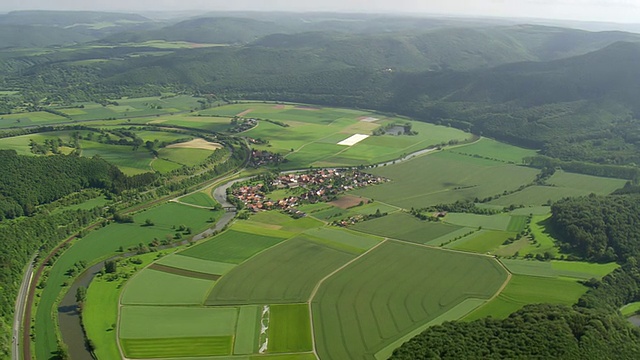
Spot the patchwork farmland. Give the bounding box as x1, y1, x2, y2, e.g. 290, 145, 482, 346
21, 101, 625, 360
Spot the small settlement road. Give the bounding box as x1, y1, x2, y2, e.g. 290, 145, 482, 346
12, 255, 36, 360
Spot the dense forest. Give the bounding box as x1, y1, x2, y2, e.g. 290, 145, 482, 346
390, 303, 640, 359
0, 150, 155, 219
551, 194, 640, 262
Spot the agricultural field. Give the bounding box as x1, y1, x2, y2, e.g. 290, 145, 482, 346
43, 100, 631, 360
0, 111, 71, 128
466, 251, 618, 322
146, 114, 234, 132
312, 241, 507, 360
204, 102, 472, 169
79, 140, 155, 175
501, 259, 618, 279
179, 229, 287, 264
449, 137, 538, 163
489, 171, 627, 206
442, 213, 513, 231
351, 212, 464, 244
352, 150, 540, 209
157, 147, 215, 167
34, 202, 223, 360
178, 191, 218, 207
84, 252, 172, 360
205, 236, 356, 305
301, 199, 400, 222
446, 230, 517, 254
56, 95, 203, 121
113, 215, 507, 360
464, 275, 590, 321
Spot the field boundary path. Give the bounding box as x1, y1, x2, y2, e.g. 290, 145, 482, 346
307, 239, 388, 359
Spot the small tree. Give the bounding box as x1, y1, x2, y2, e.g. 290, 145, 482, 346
104, 260, 117, 274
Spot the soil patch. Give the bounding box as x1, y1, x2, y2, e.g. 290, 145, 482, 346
358, 116, 380, 122
167, 138, 223, 151
149, 264, 221, 280
236, 109, 253, 117
273, 105, 285, 109
330, 195, 369, 209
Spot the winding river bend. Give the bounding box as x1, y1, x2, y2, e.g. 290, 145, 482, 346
57, 201, 237, 359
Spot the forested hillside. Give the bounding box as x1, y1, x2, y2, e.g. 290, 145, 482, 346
551, 194, 640, 262
2, 19, 639, 166
390, 304, 640, 359
0, 150, 155, 219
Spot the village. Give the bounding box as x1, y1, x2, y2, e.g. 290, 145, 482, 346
229, 169, 389, 216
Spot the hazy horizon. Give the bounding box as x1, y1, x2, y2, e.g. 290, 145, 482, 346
0, 0, 639, 25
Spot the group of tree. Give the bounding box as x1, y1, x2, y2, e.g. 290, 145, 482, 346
0, 150, 156, 219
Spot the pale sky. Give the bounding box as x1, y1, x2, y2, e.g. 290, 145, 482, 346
1, 0, 639, 24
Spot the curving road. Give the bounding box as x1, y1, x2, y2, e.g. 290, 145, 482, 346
12, 255, 35, 360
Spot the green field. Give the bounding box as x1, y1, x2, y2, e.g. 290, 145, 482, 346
234, 306, 261, 355
120, 306, 237, 338
0, 111, 71, 128
239, 211, 324, 234
157, 147, 214, 167
179, 191, 218, 207
80, 140, 154, 175
352, 151, 539, 209
443, 213, 512, 231
351, 212, 463, 244
447, 230, 516, 254
489, 171, 627, 207
621, 302, 640, 317
133, 130, 191, 143
501, 259, 618, 279
464, 275, 589, 320
206, 237, 356, 305
303, 227, 382, 254
180, 229, 286, 264
450, 137, 538, 163
156, 254, 235, 275
546, 170, 628, 194
203, 102, 471, 169
84, 252, 169, 360
56, 95, 203, 121
34, 203, 220, 359
312, 241, 507, 360
121, 268, 215, 305
147, 114, 233, 132
267, 304, 313, 353
121, 337, 233, 359
309, 201, 399, 222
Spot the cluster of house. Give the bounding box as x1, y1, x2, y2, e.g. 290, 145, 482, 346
230, 169, 388, 214
249, 150, 284, 168
229, 117, 257, 133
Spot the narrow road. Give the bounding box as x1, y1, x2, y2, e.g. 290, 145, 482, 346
12, 254, 36, 360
